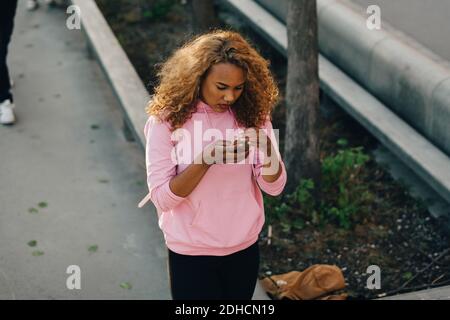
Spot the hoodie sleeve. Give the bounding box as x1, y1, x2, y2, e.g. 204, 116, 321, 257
139, 116, 186, 212
253, 118, 287, 196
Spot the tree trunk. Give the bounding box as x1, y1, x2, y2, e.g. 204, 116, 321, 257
284, 0, 321, 195
190, 0, 219, 34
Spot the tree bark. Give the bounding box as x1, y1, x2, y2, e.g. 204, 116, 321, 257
284, 0, 321, 195
190, 0, 219, 34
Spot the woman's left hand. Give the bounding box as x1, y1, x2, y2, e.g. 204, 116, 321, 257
243, 127, 282, 180
243, 127, 273, 160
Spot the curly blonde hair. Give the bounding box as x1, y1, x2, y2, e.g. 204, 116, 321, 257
145, 29, 280, 131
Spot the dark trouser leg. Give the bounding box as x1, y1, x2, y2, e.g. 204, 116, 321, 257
167, 249, 223, 300
0, 0, 18, 103
219, 241, 260, 300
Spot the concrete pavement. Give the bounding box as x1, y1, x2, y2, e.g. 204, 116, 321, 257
0, 1, 169, 299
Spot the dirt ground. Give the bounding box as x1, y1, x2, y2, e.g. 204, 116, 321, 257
95, 0, 450, 299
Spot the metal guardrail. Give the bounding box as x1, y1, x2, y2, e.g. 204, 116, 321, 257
222, 0, 450, 205
255, 0, 450, 158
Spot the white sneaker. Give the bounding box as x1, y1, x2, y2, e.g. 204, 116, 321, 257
26, 0, 39, 11
0, 99, 16, 125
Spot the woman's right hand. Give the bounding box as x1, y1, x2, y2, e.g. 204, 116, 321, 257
172, 138, 251, 199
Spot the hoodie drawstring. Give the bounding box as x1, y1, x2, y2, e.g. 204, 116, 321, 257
201, 103, 237, 129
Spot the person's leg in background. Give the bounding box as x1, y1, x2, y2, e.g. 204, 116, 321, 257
219, 241, 260, 300
167, 249, 223, 300
0, 0, 18, 125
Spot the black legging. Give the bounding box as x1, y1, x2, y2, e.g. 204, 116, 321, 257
0, 0, 18, 103
167, 241, 260, 300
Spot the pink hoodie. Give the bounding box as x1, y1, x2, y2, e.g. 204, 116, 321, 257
138, 99, 287, 256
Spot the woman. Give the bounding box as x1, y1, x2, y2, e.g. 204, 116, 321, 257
138, 30, 287, 300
